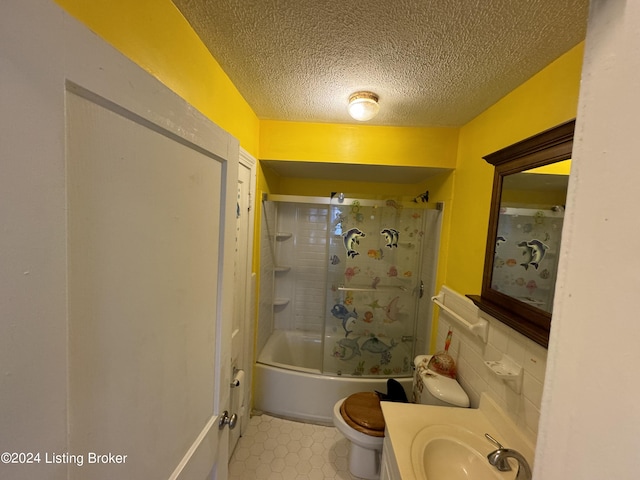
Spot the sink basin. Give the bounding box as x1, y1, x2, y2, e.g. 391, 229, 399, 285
411, 424, 515, 480
381, 395, 534, 480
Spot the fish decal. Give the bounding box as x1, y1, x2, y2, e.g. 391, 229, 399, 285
350, 201, 365, 222
518, 239, 549, 270
363, 311, 374, 323
383, 296, 401, 323
337, 337, 361, 360
331, 304, 358, 336
329, 255, 341, 265
368, 248, 384, 260
387, 265, 398, 277
343, 228, 366, 258
344, 266, 360, 282
361, 336, 397, 354
366, 299, 383, 310
344, 291, 354, 305
381, 228, 399, 248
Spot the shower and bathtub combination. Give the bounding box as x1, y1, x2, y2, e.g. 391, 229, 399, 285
255, 193, 443, 424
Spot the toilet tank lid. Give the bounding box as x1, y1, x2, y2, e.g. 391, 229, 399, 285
415, 355, 470, 408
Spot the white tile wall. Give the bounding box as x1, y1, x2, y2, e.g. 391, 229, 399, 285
272, 203, 329, 334
434, 288, 547, 442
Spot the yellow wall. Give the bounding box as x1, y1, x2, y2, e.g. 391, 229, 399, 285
55, 0, 260, 157
445, 44, 584, 298
54, 0, 584, 352
260, 121, 459, 168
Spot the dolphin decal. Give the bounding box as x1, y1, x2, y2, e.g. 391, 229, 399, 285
518, 239, 549, 270
381, 228, 399, 248
361, 336, 397, 354
413, 190, 429, 203
343, 228, 366, 258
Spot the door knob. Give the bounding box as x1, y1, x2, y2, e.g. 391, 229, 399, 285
218, 410, 238, 430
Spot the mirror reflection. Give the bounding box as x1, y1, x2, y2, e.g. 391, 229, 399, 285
491, 161, 570, 313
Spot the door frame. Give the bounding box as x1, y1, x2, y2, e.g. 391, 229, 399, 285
238, 148, 257, 437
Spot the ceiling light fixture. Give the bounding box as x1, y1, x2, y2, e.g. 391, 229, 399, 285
348, 91, 380, 121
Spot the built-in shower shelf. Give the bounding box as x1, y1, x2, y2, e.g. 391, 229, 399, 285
274, 266, 291, 273
273, 298, 290, 307
275, 232, 292, 240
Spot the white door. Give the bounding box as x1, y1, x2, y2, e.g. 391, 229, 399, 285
66, 87, 234, 480
230, 150, 257, 456
1, 2, 237, 479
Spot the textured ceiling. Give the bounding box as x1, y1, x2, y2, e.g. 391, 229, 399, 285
173, 0, 588, 128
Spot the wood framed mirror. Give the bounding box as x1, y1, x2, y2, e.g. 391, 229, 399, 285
468, 119, 575, 348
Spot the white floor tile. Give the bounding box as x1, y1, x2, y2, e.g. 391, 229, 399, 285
229, 413, 361, 480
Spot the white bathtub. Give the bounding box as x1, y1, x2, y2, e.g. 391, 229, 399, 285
254, 330, 412, 425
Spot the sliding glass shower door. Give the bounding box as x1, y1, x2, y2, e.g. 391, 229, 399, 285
323, 196, 441, 377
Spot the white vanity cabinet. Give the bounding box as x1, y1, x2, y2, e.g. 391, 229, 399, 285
381, 435, 402, 480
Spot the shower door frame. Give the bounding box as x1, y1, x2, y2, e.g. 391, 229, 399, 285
260, 193, 443, 378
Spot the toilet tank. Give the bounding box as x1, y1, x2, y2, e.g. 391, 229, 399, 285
412, 355, 470, 408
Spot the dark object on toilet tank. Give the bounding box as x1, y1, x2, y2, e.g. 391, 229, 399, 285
375, 379, 408, 403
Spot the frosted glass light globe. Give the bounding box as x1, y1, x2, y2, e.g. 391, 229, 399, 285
348, 92, 380, 121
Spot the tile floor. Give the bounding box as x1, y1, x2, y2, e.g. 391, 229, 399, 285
229, 413, 362, 480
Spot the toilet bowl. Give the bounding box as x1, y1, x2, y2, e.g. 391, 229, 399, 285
332, 355, 470, 480
333, 393, 384, 480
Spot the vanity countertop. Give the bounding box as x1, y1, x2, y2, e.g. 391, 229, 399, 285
380, 394, 535, 480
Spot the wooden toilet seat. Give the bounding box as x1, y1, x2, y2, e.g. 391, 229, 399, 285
339, 392, 385, 437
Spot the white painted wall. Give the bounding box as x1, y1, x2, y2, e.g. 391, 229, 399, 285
1, 5, 71, 477
535, 0, 640, 478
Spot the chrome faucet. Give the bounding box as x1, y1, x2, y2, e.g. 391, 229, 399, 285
485, 433, 532, 480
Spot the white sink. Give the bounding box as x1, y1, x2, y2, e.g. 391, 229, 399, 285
381, 394, 534, 480
411, 424, 514, 480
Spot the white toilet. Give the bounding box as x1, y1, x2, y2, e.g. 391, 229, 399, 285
332, 355, 469, 480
